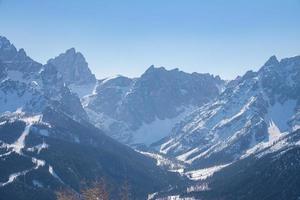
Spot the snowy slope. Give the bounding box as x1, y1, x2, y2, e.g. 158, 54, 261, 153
158, 55, 300, 170
85, 66, 224, 145
150, 55, 300, 200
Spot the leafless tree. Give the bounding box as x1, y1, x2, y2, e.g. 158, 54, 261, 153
56, 179, 110, 200
56, 189, 80, 200
82, 179, 109, 200
119, 180, 131, 200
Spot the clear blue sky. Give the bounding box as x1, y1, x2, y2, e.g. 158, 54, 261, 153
0, 0, 299, 79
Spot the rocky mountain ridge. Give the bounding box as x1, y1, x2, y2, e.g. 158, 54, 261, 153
0, 36, 183, 200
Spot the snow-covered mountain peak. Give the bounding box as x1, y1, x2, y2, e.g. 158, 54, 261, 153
263, 55, 279, 67
65, 47, 76, 55
0, 36, 18, 61
0, 36, 14, 49
0, 38, 89, 122
17, 48, 27, 57
143, 65, 168, 74
47, 48, 96, 86
0, 36, 42, 73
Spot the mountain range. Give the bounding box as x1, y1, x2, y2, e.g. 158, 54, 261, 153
150, 54, 300, 199
84, 65, 224, 146
0, 35, 300, 200
0, 36, 183, 200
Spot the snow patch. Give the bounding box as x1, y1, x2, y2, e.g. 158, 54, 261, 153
69, 82, 96, 98
0, 151, 13, 158
139, 151, 185, 170
187, 183, 210, 192
266, 100, 296, 131
101, 75, 122, 84
32, 180, 43, 188
10, 123, 31, 154
268, 120, 282, 142
0, 170, 30, 187
132, 107, 195, 145
293, 125, 300, 132
151, 195, 195, 200
32, 157, 46, 169
242, 100, 297, 158
9, 115, 42, 154
27, 142, 49, 154
217, 96, 256, 128
176, 148, 199, 162
49, 165, 64, 183
132, 117, 181, 145
185, 164, 230, 180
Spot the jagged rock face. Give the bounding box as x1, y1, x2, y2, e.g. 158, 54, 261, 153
0, 56, 46, 114
55, 86, 89, 121
0, 37, 88, 122
47, 48, 96, 85
0, 36, 42, 73
158, 55, 300, 169
121, 67, 223, 126
259, 55, 300, 100
85, 66, 224, 145
86, 75, 134, 117
0, 36, 17, 61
